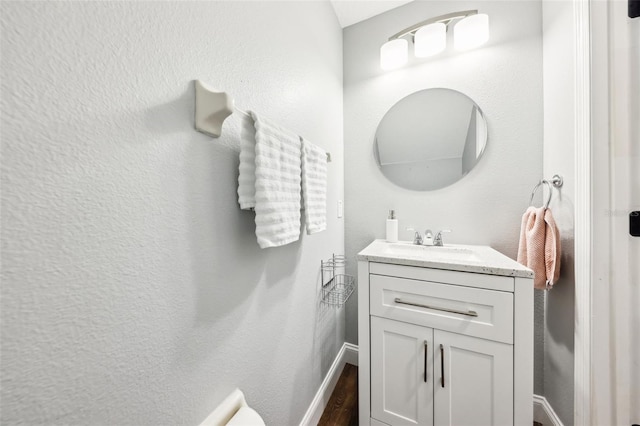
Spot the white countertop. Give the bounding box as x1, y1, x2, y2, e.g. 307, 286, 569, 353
357, 239, 534, 278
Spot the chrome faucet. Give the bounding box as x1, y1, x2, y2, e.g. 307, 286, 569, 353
432, 230, 451, 246
407, 228, 450, 246
424, 229, 434, 245
407, 228, 451, 247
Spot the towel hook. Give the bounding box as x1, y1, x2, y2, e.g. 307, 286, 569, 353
529, 180, 553, 209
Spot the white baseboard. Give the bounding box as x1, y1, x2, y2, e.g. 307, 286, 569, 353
343, 342, 358, 366
299, 343, 358, 426
533, 394, 564, 426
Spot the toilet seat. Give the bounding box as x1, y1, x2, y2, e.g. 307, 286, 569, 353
199, 389, 265, 426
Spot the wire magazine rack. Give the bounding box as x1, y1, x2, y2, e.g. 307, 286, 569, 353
321, 255, 355, 307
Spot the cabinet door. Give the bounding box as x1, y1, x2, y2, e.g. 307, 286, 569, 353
371, 316, 434, 426
434, 330, 513, 426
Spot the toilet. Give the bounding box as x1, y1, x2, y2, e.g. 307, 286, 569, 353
199, 389, 266, 426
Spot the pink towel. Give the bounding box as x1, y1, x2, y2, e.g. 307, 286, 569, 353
517, 206, 561, 289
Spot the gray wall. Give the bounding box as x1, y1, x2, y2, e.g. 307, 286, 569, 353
343, 0, 544, 368
0, 2, 344, 425
542, 2, 576, 424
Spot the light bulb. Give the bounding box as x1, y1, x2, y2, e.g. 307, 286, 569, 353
414, 22, 446, 57
380, 38, 408, 70
454, 14, 489, 51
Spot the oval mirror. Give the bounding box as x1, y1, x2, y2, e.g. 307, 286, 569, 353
374, 88, 488, 191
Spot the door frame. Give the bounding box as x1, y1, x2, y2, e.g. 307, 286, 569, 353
573, 0, 592, 424
584, 0, 638, 423
574, 0, 635, 423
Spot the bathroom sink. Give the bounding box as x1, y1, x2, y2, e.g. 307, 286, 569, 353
358, 240, 534, 281
383, 241, 482, 263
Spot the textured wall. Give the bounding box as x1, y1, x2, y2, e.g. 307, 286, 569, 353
343, 0, 543, 364
542, 2, 575, 425
0, 2, 344, 425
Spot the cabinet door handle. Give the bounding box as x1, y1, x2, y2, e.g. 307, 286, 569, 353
440, 344, 445, 388
394, 298, 478, 317
424, 340, 428, 383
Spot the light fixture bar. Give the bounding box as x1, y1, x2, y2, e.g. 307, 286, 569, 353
387, 9, 478, 41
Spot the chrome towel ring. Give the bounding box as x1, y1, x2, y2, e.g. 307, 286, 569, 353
529, 174, 563, 209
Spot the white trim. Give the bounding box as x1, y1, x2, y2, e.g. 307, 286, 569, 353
534, 394, 565, 426
573, 0, 592, 424
513, 277, 534, 425
343, 342, 359, 366
358, 260, 372, 425
298, 342, 359, 426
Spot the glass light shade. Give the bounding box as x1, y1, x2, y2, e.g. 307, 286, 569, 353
454, 14, 489, 51
414, 23, 447, 57
380, 38, 408, 70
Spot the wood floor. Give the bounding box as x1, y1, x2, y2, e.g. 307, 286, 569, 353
317, 363, 358, 426
318, 364, 543, 426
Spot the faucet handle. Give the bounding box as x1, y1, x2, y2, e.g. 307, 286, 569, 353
433, 229, 451, 246
406, 227, 423, 245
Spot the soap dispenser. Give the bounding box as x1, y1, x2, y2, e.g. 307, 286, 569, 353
386, 210, 398, 243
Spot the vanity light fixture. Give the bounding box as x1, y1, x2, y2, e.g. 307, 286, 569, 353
454, 13, 490, 50
380, 38, 409, 70
379, 10, 489, 70
415, 23, 447, 57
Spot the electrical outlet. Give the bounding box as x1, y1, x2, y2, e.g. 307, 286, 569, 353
337, 200, 343, 218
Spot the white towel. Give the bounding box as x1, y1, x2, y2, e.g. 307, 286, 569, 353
301, 138, 327, 234
237, 113, 257, 210
252, 112, 302, 248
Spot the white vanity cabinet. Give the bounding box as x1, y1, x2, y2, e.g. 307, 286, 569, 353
357, 241, 534, 426
370, 317, 434, 425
